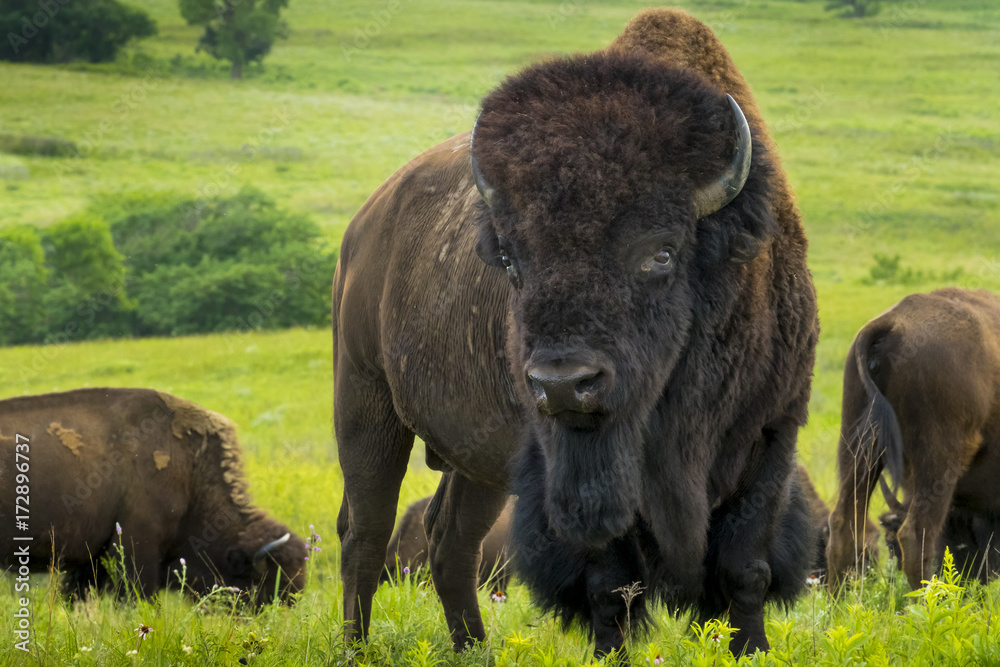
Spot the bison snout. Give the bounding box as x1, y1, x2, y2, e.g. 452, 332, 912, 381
527, 363, 607, 415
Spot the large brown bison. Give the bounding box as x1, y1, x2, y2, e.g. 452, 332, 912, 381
0, 388, 307, 604
333, 8, 818, 657
381, 496, 512, 594
827, 288, 1000, 590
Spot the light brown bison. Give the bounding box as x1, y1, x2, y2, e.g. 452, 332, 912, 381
827, 288, 1000, 590
0, 388, 307, 604
382, 496, 512, 595
334, 8, 818, 657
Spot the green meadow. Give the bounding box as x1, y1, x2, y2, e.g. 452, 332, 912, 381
2, 0, 1000, 664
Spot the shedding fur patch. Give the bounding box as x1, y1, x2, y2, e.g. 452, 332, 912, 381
157, 392, 251, 508
153, 450, 171, 470
47, 422, 85, 456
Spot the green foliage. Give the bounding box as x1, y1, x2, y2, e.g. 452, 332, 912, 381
110, 187, 336, 336
0, 226, 47, 344
0, 189, 333, 345
37, 214, 135, 342
826, 0, 883, 17
0, 0, 156, 63
179, 0, 289, 79
0, 133, 77, 158
861, 253, 964, 285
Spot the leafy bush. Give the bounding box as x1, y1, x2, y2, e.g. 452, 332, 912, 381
0, 188, 334, 346
826, 0, 881, 18
0, 226, 47, 344
110, 187, 336, 337
37, 214, 135, 341
0, 133, 78, 158
0, 0, 156, 63
862, 253, 964, 286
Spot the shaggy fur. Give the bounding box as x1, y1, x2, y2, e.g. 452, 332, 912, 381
827, 288, 1000, 590
0, 388, 307, 605
333, 8, 816, 657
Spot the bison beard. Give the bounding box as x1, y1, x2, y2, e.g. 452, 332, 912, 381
538, 419, 645, 548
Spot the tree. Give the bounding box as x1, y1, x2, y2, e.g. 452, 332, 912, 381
825, 0, 882, 18
179, 0, 289, 79
0, 0, 156, 63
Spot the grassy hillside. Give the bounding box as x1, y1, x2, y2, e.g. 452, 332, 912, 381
2, 0, 1000, 664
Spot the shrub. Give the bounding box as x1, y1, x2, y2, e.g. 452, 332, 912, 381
110, 187, 336, 337
37, 214, 135, 341
861, 253, 964, 286
0, 133, 78, 158
0, 226, 47, 345
0, 0, 156, 63
0, 188, 333, 347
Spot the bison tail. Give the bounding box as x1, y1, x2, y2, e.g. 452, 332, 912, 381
853, 324, 904, 489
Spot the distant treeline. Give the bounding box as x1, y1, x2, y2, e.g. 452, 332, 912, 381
0, 188, 336, 346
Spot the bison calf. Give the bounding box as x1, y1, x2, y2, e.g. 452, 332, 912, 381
827, 289, 1000, 589
382, 496, 512, 595
0, 388, 307, 604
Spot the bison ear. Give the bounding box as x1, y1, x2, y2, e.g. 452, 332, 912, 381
475, 226, 504, 269
227, 548, 251, 576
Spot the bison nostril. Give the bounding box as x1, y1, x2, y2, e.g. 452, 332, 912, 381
574, 372, 602, 398
527, 363, 606, 414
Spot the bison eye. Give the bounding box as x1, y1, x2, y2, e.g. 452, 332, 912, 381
499, 247, 522, 289
638, 247, 675, 279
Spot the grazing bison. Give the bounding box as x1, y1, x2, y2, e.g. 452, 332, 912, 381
879, 478, 1000, 584
333, 8, 818, 657
0, 388, 307, 605
797, 464, 878, 581
826, 288, 1000, 590
381, 496, 512, 594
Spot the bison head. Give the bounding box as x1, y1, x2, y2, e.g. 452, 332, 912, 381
470, 52, 775, 548
169, 519, 307, 606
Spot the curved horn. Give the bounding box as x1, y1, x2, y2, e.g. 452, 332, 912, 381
878, 475, 905, 514
692, 94, 752, 219
470, 117, 495, 206
253, 532, 291, 568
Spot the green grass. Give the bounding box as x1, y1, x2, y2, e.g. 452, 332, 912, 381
2, 0, 1000, 664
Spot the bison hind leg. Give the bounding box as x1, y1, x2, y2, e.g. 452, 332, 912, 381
765, 473, 817, 604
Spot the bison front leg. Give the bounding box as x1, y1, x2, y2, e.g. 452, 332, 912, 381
335, 375, 415, 647
897, 468, 959, 589
705, 425, 813, 657
425, 472, 506, 650
584, 533, 652, 660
